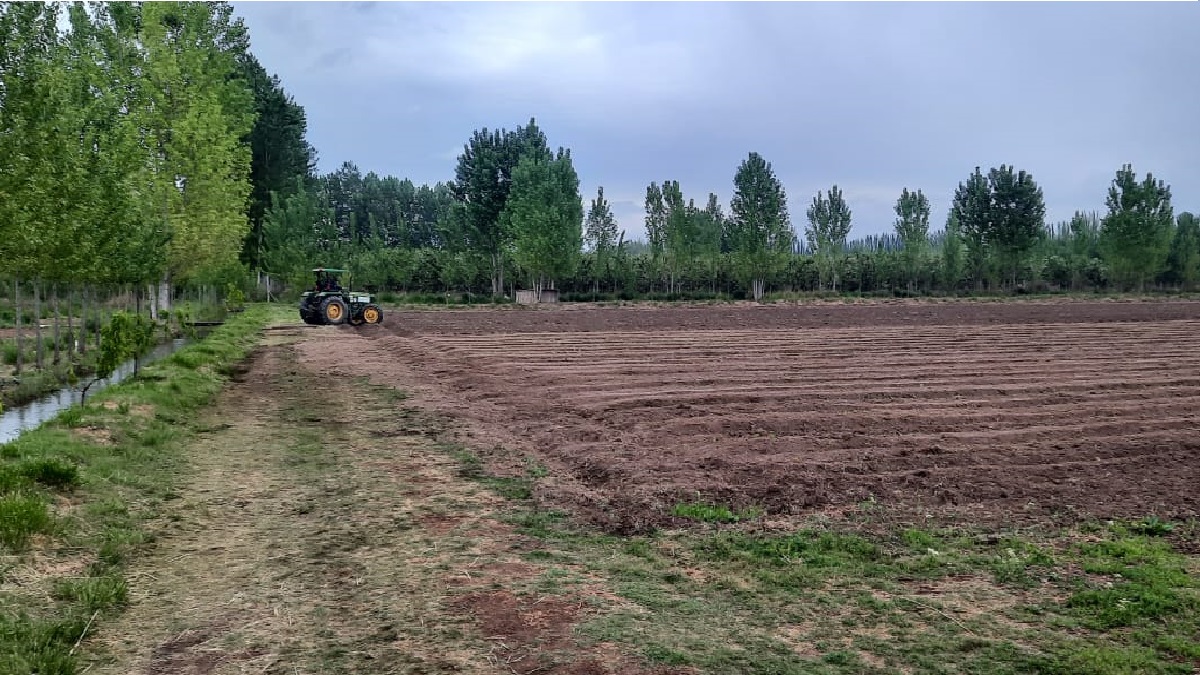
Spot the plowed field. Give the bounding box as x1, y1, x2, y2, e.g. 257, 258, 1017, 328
371, 300, 1200, 533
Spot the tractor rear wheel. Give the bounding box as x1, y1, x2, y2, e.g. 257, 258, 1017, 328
361, 303, 383, 325
320, 296, 348, 325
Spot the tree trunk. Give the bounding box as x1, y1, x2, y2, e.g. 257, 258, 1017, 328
94, 285, 102, 351
751, 278, 765, 302
53, 284, 61, 366
490, 253, 503, 297
13, 279, 22, 377
66, 287, 75, 360
158, 271, 172, 316
34, 278, 43, 370
76, 284, 85, 357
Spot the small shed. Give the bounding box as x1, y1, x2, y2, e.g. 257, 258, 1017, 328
515, 289, 559, 305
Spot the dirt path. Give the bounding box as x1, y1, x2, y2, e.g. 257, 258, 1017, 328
81, 325, 652, 675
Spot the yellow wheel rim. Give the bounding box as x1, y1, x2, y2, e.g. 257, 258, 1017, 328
363, 308, 380, 323
327, 304, 342, 320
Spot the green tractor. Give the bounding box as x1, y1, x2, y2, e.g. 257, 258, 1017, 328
298, 268, 384, 326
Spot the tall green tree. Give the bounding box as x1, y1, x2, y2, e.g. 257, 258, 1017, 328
805, 185, 852, 291
0, 1, 63, 278
987, 165, 1046, 287
662, 180, 695, 293
941, 212, 964, 291
502, 148, 583, 298
1099, 164, 1174, 291
952, 167, 992, 289
261, 175, 337, 288
238, 52, 316, 272
1167, 212, 1199, 290
450, 118, 551, 295
729, 152, 791, 301
893, 188, 931, 291
584, 186, 619, 292
643, 182, 666, 289
139, 1, 257, 308
696, 193, 724, 290
1068, 211, 1101, 290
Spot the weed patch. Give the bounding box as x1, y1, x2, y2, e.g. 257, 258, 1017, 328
0, 493, 53, 550
18, 458, 80, 489
673, 500, 762, 523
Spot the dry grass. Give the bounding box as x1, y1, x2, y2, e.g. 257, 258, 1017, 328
80, 328, 656, 674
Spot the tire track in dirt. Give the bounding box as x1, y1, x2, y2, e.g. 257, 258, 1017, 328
361, 304, 1200, 532
82, 326, 678, 675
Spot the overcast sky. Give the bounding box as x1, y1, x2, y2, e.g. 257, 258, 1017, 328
231, 1, 1199, 241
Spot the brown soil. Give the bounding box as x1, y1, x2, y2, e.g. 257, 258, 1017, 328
338, 300, 1200, 533
81, 325, 673, 674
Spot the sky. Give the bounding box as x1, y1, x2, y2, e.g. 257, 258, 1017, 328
230, 1, 1200, 242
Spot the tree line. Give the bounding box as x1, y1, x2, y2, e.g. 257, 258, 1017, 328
2, 2, 1195, 307
264, 127, 1198, 299
0, 0, 313, 388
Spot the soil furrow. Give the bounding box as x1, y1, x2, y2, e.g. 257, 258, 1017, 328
364, 301, 1200, 531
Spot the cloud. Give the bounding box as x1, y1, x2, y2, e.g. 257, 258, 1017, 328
232, 1, 1200, 240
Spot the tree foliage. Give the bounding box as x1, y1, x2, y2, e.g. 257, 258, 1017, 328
894, 188, 931, 290
951, 165, 1046, 289
952, 168, 992, 289
1168, 212, 1200, 289
806, 186, 852, 290
1099, 165, 1174, 291
502, 149, 583, 296
0, 1, 264, 302
239, 52, 317, 271
987, 165, 1046, 285
729, 152, 792, 300
450, 118, 551, 295
2, 2, 1192, 308
584, 187, 619, 291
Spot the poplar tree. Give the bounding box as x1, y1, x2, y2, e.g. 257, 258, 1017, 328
987, 165, 1045, 288
1099, 164, 1174, 291
729, 152, 791, 301
584, 186, 619, 292
502, 149, 583, 298
894, 188, 931, 291
806, 186, 852, 291
952, 168, 992, 289
643, 182, 666, 290
139, 1, 256, 307
1168, 212, 1199, 289
451, 118, 551, 296
941, 212, 964, 291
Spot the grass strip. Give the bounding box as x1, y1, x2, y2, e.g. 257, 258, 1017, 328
0, 303, 280, 675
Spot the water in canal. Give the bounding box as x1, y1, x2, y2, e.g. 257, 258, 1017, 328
0, 337, 191, 445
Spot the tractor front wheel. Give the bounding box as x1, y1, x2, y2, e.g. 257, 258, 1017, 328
361, 303, 383, 325
320, 296, 348, 325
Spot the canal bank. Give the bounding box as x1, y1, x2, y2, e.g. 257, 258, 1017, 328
0, 334, 204, 444
0, 304, 280, 673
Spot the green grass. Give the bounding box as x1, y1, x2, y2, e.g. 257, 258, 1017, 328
673, 500, 763, 523
436, 434, 1200, 674
0, 492, 53, 550
0, 303, 278, 675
